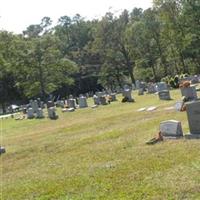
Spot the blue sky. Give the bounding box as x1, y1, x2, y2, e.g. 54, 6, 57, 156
0, 0, 152, 34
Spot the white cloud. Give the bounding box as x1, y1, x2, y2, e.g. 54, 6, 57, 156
0, 0, 152, 33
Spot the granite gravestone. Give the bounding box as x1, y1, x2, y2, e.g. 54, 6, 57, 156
158, 90, 171, 100
68, 99, 76, 109
156, 82, 168, 92
122, 89, 134, 102
0, 146, 6, 154
27, 108, 34, 119
138, 88, 144, 95
147, 83, 156, 94
47, 107, 58, 120
99, 96, 107, 105
185, 101, 200, 138
180, 86, 198, 101
93, 95, 100, 105
35, 108, 44, 119
160, 120, 183, 138
78, 97, 88, 108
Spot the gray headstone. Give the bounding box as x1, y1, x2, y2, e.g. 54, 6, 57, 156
156, 82, 168, 92
47, 101, 55, 109
147, 83, 156, 94
160, 120, 183, 138
185, 101, 200, 135
123, 89, 134, 101
99, 96, 107, 105
180, 86, 198, 101
78, 97, 88, 108
68, 99, 76, 109
27, 108, 34, 119
93, 95, 100, 105
35, 108, 44, 119
0, 146, 6, 154
110, 93, 117, 101
47, 107, 58, 120
138, 88, 144, 95
158, 90, 171, 100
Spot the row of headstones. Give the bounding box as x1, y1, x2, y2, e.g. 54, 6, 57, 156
160, 100, 200, 139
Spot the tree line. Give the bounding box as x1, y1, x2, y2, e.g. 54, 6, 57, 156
0, 0, 199, 112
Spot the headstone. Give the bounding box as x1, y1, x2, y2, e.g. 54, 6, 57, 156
158, 90, 171, 100
122, 89, 134, 102
68, 99, 76, 109
0, 146, 6, 154
191, 75, 199, 84
160, 120, 183, 138
47, 107, 58, 120
156, 82, 168, 92
110, 93, 117, 101
185, 101, 200, 138
99, 96, 107, 105
138, 88, 144, 95
147, 83, 156, 94
78, 97, 88, 108
135, 80, 141, 89
93, 95, 100, 105
27, 108, 34, 119
67, 108, 75, 112
180, 86, 198, 101
47, 101, 55, 108
56, 100, 65, 108
35, 108, 44, 119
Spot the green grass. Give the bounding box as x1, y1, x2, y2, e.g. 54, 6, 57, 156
1, 89, 200, 200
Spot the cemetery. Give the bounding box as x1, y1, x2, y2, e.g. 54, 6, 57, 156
1, 83, 200, 200
1, 0, 200, 198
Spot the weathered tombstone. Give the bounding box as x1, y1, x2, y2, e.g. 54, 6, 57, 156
122, 89, 134, 102
191, 75, 199, 84
0, 146, 6, 154
47, 101, 55, 109
32, 100, 39, 113
135, 80, 141, 89
110, 93, 117, 101
78, 97, 88, 108
156, 82, 168, 92
185, 101, 200, 139
68, 99, 76, 109
27, 108, 34, 119
99, 96, 107, 105
96, 91, 106, 98
47, 107, 58, 120
35, 108, 44, 119
56, 100, 65, 108
147, 83, 156, 94
138, 88, 144, 96
180, 86, 198, 101
93, 95, 100, 105
158, 90, 171, 100
160, 120, 183, 138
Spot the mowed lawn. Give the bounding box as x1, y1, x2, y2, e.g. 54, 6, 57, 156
1, 89, 200, 200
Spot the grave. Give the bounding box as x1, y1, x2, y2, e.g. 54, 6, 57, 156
122, 89, 134, 102
35, 108, 44, 119
47, 101, 55, 108
99, 96, 107, 105
138, 88, 144, 95
156, 82, 168, 92
68, 99, 76, 109
0, 146, 6, 154
30, 100, 39, 113
180, 86, 198, 101
110, 93, 117, 101
78, 96, 88, 108
27, 108, 34, 119
147, 83, 156, 94
160, 120, 183, 138
47, 107, 58, 120
158, 90, 171, 100
185, 101, 200, 139
93, 95, 100, 105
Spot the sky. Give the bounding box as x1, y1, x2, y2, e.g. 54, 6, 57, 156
0, 0, 152, 34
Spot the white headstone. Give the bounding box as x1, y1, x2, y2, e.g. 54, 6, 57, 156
160, 120, 183, 138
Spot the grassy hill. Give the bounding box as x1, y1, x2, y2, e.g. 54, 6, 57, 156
1, 89, 200, 200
